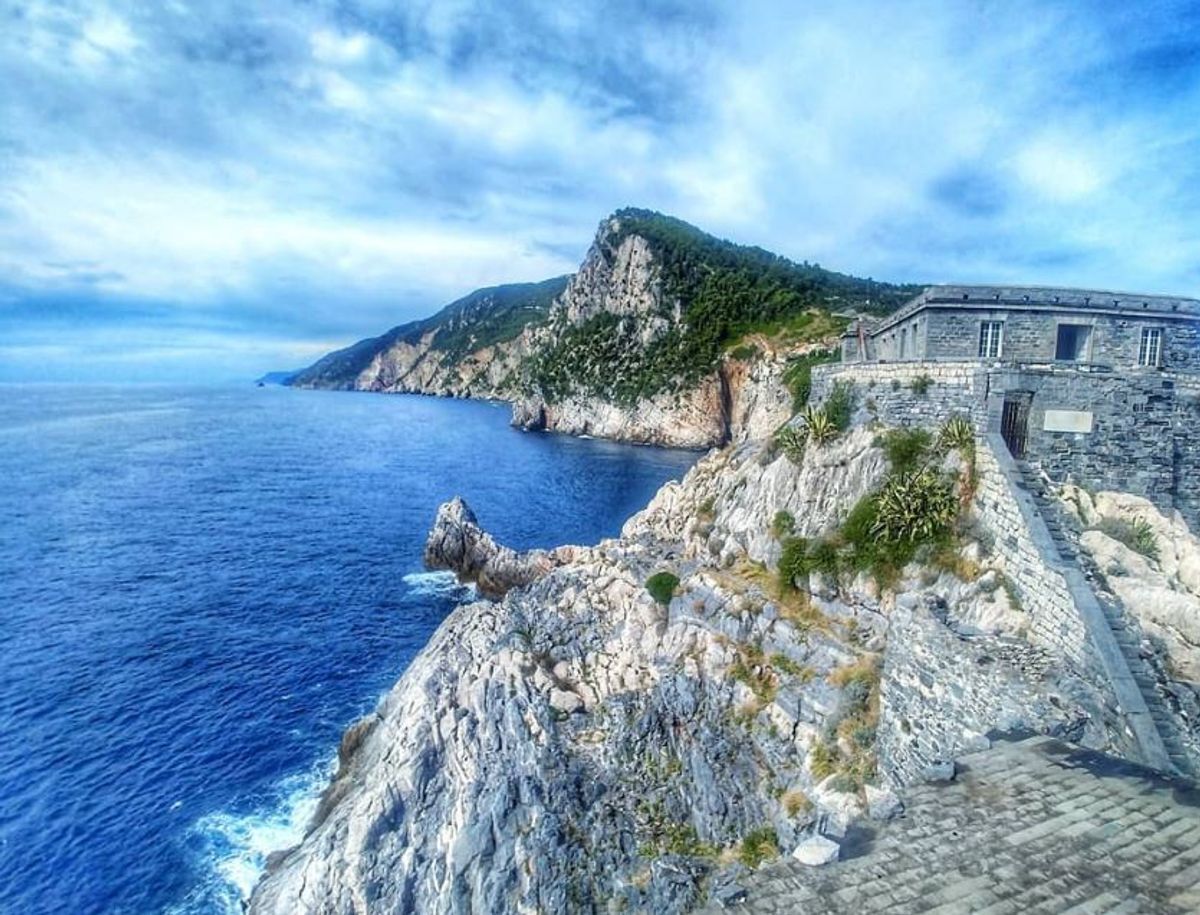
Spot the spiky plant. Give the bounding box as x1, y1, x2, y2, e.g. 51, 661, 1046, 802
871, 468, 958, 543
802, 405, 838, 444
937, 414, 975, 454
774, 424, 808, 464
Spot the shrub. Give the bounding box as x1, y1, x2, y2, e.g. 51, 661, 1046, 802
909, 374, 933, 396
771, 510, 796, 538
646, 572, 680, 605
783, 790, 811, 817
801, 405, 838, 444
1098, 517, 1160, 562
871, 469, 957, 544
782, 348, 838, 412
696, 497, 715, 520
824, 381, 856, 430
738, 827, 780, 868
882, 427, 932, 474
936, 414, 974, 454
778, 537, 811, 591
808, 538, 841, 576
770, 653, 803, 676
774, 425, 807, 464
728, 343, 760, 361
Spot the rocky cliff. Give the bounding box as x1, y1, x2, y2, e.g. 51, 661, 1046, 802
287, 209, 916, 447
250, 396, 1133, 914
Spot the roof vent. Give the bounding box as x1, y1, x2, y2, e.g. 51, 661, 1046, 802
994, 293, 1001, 301
1084, 296, 1091, 304
962, 293, 969, 301
1142, 302, 1149, 309
1113, 299, 1119, 306
1053, 296, 1060, 303
1023, 295, 1030, 302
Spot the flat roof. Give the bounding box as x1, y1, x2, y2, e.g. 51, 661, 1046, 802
849, 284, 1200, 337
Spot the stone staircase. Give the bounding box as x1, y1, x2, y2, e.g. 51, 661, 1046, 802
1014, 460, 1195, 778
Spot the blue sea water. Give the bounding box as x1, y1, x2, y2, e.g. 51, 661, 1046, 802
0, 385, 696, 915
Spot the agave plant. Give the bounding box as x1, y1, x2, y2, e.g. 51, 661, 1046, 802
871, 468, 958, 543
937, 414, 975, 454
774, 424, 808, 464
802, 405, 838, 444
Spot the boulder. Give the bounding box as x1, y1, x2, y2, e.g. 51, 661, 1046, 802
791, 834, 840, 866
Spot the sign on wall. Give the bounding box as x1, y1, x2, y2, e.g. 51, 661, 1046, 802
1043, 409, 1094, 433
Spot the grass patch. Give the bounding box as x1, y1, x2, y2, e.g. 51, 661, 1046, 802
881, 427, 933, 475
1097, 517, 1160, 562
738, 827, 780, 868
771, 510, 796, 538
782, 348, 839, 412
909, 374, 933, 396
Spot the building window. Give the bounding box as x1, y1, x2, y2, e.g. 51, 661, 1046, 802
1055, 324, 1092, 362
978, 321, 1003, 358
899, 327, 908, 358
1138, 327, 1162, 367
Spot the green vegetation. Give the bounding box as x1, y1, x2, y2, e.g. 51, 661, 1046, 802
696, 497, 716, 521
646, 571, 680, 605
738, 827, 780, 868
730, 642, 778, 705
637, 801, 717, 859
781, 348, 839, 411
771, 510, 796, 538
1097, 517, 1160, 561
525, 209, 917, 405
727, 343, 760, 361
881, 427, 933, 474
432, 277, 569, 360
774, 425, 807, 465
872, 469, 958, 543
909, 374, 933, 396
800, 404, 838, 444
824, 381, 856, 431
936, 414, 974, 454
778, 536, 811, 591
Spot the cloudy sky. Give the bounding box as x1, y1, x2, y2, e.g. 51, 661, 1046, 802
2, 0, 1199, 381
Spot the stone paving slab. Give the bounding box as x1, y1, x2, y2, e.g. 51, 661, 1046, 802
708, 737, 1200, 914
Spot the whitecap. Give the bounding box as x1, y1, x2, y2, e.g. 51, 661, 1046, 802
166, 757, 334, 914
401, 570, 475, 599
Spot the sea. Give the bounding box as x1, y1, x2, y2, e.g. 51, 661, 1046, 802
0, 385, 697, 915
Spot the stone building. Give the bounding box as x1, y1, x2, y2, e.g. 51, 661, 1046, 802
831, 284, 1200, 526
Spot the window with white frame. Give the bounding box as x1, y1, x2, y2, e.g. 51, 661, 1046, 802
978, 321, 1003, 358
1138, 327, 1163, 367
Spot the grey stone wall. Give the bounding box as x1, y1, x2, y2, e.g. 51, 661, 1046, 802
991, 368, 1178, 511
878, 600, 1094, 786
811, 362, 988, 429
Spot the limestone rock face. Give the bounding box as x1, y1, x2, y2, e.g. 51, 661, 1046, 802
252, 416, 1126, 915
1068, 488, 1200, 681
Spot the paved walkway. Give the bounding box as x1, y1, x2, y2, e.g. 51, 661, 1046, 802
712, 737, 1200, 914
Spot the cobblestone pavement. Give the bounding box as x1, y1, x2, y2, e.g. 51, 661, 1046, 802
711, 737, 1200, 914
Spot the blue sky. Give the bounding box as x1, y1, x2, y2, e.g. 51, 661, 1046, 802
2, 0, 1199, 381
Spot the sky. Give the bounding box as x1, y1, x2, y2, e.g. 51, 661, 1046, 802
2, 0, 1199, 382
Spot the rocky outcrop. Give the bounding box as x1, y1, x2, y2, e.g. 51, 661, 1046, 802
423, 497, 572, 598
251, 405, 1132, 915
1067, 487, 1200, 681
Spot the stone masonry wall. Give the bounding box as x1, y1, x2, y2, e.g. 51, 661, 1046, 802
811, 361, 988, 429
991, 368, 1178, 512
879, 600, 1094, 786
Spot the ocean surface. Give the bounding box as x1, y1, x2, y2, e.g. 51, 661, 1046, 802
0, 385, 697, 915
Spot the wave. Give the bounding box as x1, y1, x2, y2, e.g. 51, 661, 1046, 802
401, 569, 476, 599
166, 757, 334, 914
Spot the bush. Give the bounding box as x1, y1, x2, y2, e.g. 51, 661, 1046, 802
909, 374, 933, 396
738, 827, 780, 868
871, 469, 958, 544
808, 538, 841, 576
882, 427, 932, 474
778, 537, 811, 591
646, 572, 680, 605
771, 510, 796, 538
801, 405, 838, 444
1098, 517, 1160, 562
824, 381, 856, 431
782, 349, 837, 411
728, 343, 760, 361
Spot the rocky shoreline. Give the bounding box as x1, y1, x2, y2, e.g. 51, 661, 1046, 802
248, 395, 1166, 912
